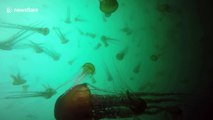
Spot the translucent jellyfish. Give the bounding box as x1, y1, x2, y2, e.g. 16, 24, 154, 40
0, 21, 49, 36
64, 6, 71, 24
100, 35, 118, 47
99, 0, 119, 17
43, 48, 61, 61
10, 73, 27, 86
150, 52, 164, 61
5, 84, 56, 99
0, 30, 30, 50
116, 47, 128, 61
53, 27, 69, 44
78, 29, 96, 39
94, 43, 102, 50
133, 63, 141, 74
27, 41, 44, 53
74, 16, 87, 22
103, 62, 113, 81
56, 63, 96, 90
156, 0, 171, 13
120, 26, 132, 35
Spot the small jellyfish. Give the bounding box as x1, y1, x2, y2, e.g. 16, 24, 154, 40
28, 41, 44, 53
5, 84, 56, 99
0, 30, 31, 50
22, 84, 29, 92
99, 0, 119, 17
65, 6, 71, 24
120, 26, 132, 35
116, 47, 128, 61
43, 48, 61, 61
133, 63, 141, 74
103, 62, 113, 81
156, 0, 171, 13
150, 52, 164, 62
94, 43, 102, 50
53, 27, 69, 44
0, 21, 49, 36
100, 35, 118, 47
84, 32, 96, 39
74, 16, 87, 22
10, 73, 26, 85
56, 63, 96, 90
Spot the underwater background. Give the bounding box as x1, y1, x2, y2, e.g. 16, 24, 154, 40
0, 0, 212, 120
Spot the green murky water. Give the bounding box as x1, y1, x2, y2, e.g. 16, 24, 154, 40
0, 0, 203, 120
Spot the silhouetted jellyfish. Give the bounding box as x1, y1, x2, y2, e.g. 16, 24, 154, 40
54, 83, 186, 120
99, 0, 119, 17
5, 84, 56, 99
94, 43, 102, 50
116, 47, 128, 61
10, 73, 26, 85
0, 21, 49, 36
43, 48, 61, 61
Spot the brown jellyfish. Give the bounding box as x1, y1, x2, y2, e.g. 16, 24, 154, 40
99, 0, 119, 17
54, 83, 93, 120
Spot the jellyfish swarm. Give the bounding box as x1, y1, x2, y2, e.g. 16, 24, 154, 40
54, 83, 147, 120
99, 0, 119, 17
0, 21, 49, 36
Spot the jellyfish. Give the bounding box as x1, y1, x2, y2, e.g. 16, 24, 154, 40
100, 35, 118, 47
10, 73, 27, 86
0, 30, 30, 50
5, 84, 56, 99
133, 63, 142, 74
74, 16, 87, 22
84, 32, 96, 39
120, 26, 132, 35
116, 47, 128, 61
156, 0, 171, 13
43, 48, 61, 61
0, 21, 49, 36
56, 63, 95, 90
55, 83, 186, 120
99, 0, 119, 17
54, 83, 147, 120
150, 53, 163, 61
27, 41, 44, 53
103, 62, 113, 81
94, 43, 102, 50
64, 6, 71, 24
53, 27, 69, 44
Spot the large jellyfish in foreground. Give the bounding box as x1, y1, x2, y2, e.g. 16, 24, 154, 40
54, 83, 185, 120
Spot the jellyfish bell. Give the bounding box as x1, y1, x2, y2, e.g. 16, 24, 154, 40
82, 63, 95, 75
54, 83, 93, 120
99, 0, 119, 17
